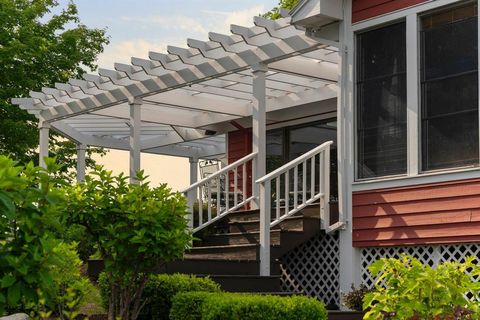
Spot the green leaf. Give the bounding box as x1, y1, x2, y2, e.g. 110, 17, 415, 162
0, 192, 15, 218
7, 282, 21, 306
1, 274, 15, 288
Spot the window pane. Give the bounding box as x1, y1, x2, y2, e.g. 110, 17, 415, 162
421, 4, 479, 171
356, 22, 407, 179
422, 112, 479, 170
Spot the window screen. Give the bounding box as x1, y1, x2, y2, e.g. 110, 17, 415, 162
356, 22, 407, 179
421, 3, 479, 171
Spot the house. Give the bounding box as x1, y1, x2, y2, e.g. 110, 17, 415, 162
13, 0, 480, 309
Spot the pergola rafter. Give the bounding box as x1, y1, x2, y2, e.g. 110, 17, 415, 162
12, 15, 339, 160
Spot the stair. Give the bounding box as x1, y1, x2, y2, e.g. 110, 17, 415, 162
161, 205, 322, 293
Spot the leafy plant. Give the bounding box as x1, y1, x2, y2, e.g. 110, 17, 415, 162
342, 284, 372, 311
66, 167, 193, 320
170, 292, 328, 320
363, 255, 480, 320
99, 273, 221, 320
0, 156, 67, 314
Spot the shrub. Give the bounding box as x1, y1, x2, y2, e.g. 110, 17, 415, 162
170, 292, 328, 320
67, 168, 193, 319
341, 284, 372, 311
363, 255, 480, 320
0, 156, 67, 314
99, 273, 220, 320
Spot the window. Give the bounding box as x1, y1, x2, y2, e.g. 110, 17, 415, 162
356, 22, 407, 179
421, 4, 479, 171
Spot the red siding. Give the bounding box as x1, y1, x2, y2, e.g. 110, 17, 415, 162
228, 129, 252, 196
352, 178, 480, 247
352, 0, 427, 22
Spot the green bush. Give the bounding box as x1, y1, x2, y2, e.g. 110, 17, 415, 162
363, 255, 480, 319
99, 273, 220, 320
170, 292, 328, 320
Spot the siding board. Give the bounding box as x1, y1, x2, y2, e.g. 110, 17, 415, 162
352, 0, 426, 22
353, 178, 480, 247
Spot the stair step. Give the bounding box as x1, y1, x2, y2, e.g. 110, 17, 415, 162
203, 275, 281, 293
199, 229, 286, 246
228, 216, 319, 233
185, 243, 260, 260
158, 259, 281, 276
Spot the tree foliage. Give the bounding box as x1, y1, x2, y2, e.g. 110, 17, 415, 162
364, 255, 480, 320
263, 0, 301, 20
0, 0, 109, 165
66, 168, 192, 320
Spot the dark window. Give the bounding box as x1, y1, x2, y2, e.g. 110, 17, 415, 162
421, 4, 479, 171
356, 22, 407, 179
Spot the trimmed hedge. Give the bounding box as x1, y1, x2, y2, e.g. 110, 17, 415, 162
99, 273, 221, 319
170, 292, 328, 320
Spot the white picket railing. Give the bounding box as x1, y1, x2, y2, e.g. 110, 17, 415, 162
183, 152, 257, 233
256, 141, 334, 276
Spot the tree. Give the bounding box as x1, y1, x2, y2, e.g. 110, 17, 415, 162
0, 0, 109, 166
66, 168, 193, 320
263, 0, 301, 20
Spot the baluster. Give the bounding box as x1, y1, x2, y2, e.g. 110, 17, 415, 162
311, 155, 315, 200
198, 185, 203, 226
319, 152, 325, 221
284, 170, 289, 214
234, 167, 238, 207
293, 166, 298, 209
302, 160, 307, 204
216, 176, 220, 216
242, 163, 247, 206
225, 170, 230, 212
276, 177, 280, 220
207, 182, 212, 222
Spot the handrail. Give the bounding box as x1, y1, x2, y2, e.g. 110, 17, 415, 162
256, 141, 333, 276
183, 152, 258, 193
256, 141, 333, 184
184, 152, 257, 233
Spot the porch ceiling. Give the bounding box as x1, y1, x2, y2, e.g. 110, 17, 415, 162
12, 16, 339, 159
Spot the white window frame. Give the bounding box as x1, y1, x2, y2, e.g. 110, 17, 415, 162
350, 0, 480, 191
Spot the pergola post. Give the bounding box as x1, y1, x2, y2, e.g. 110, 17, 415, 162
38, 120, 50, 169
252, 62, 269, 276
76, 143, 87, 183
187, 157, 199, 228
129, 98, 142, 184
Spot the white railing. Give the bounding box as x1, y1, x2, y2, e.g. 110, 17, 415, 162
183, 152, 257, 233
256, 141, 335, 276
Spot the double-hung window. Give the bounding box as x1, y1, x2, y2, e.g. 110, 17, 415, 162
420, 4, 479, 171
356, 22, 407, 179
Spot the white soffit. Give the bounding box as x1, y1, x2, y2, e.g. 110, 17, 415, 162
290, 0, 343, 28
12, 15, 339, 159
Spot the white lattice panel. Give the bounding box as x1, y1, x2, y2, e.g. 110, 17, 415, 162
280, 232, 340, 307
361, 244, 480, 287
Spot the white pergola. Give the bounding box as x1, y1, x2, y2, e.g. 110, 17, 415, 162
13, 15, 340, 185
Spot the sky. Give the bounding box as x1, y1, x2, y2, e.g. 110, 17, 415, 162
57, 0, 278, 190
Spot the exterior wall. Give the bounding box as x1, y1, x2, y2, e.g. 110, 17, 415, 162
352, 178, 480, 247
227, 129, 252, 196
352, 0, 427, 22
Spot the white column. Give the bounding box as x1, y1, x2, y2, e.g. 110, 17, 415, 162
38, 120, 50, 169
76, 143, 87, 183
187, 157, 198, 228
338, 0, 362, 305
129, 98, 142, 184
252, 62, 270, 276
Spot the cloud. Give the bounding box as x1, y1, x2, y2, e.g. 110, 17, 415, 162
203, 5, 265, 34
96, 39, 175, 69
120, 15, 207, 34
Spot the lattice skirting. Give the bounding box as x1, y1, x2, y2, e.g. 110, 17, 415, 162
280, 232, 340, 306
361, 244, 480, 287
